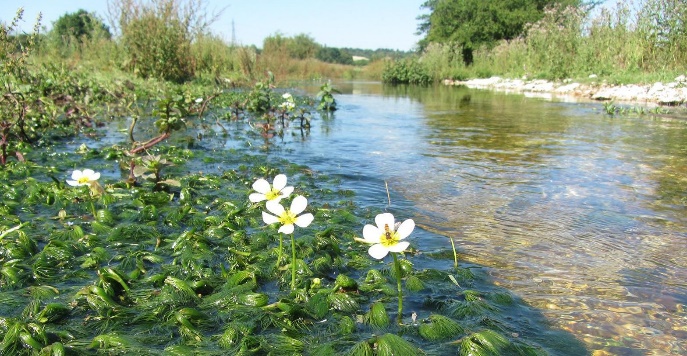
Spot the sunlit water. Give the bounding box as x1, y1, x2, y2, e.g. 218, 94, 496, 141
258, 82, 687, 355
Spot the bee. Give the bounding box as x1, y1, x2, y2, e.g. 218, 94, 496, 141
384, 224, 393, 242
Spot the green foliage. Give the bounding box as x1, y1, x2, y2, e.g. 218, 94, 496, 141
52, 9, 111, 43
376, 333, 423, 356
420, 1, 687, 81
316, 81, 340, 111
382, 58, 433, 85
366, 301, 390, 328
112, 0, 222, 82
246, 81, 273, 115
418, 314, 464, 341
418, 0, 582, 64
459, 329, 510, 356
317, 47, 354, 65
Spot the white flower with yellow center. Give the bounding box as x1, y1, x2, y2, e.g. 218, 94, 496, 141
361, 213, 414, 259
262, 195, 314, 234
66, 169, 101, 187
249, 174, 294, 203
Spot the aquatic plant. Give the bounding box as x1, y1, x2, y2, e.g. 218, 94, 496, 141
316, 81, 340, 111
66, 168, 104, 217
359, 212, 415, 323
262, 195, 314, 290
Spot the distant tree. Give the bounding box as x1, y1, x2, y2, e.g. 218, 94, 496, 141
287, 34, 320, 59
316, 47, 353, 65
416, 0, 586, 64
262, 32, 288, 56
53, 9, 111, 42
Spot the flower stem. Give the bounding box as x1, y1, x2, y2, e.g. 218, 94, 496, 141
392, 252, 403, 324
276, 234, 283, 269
290, 233, 297, 291
90, 201, 97, 219
449, 236, 458, 268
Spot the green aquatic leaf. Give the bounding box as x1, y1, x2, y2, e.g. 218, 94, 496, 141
338, 315, 356, 335
328, 292, 359, 313
376, 333, 422, 356
36, 303, 71, 324
305, 290, 330, 319
366, 301, 390, 328
346, 340, 373, 356
406, 275, 425, 292
335, 273, 357, 290
459, 329, 510, 356
418, 314, 464, 341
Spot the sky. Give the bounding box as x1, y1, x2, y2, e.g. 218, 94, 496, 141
0, 0, 426, 51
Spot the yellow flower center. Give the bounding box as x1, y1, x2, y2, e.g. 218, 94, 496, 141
278, 210, 297, 225
78, 177, 91, 184
379, 224, 399, 247
265, 188, 281, 201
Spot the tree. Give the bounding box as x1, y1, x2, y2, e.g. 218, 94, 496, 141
416, 0, 584, 64
53, 9, 111, 42
316, 47, 353, 65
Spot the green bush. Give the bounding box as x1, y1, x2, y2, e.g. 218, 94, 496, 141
381, 58, 432, 85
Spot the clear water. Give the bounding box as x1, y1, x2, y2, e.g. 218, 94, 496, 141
266, 81, 687, 354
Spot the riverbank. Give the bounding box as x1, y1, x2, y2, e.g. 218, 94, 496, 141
444, 76, 687, 106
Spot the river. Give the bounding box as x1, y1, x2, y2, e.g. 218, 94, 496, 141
270, 81, 687, 355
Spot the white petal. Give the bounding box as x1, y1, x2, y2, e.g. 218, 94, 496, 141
249, 193, 266, 202
266, 200, 285, 216
388, 241, 410, 253
368, 244, 389, 259
90, 172, 100, 181
262, 211, 279, 225
396, 219, 415, 240
252, 179, 271, 194
290, 196, 307, 215
83, 169, 95, 177
71, 170, 83, 180
295, 213, 313, 228
280, 186, 294, 198
66, 180, 79, 186
272, 174, 287, 190
362, 224, 381, 243
375, 213, 395, 231
279, 224, 295, 234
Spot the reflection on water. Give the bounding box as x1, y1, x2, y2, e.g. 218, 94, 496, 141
286, 82, 687, 354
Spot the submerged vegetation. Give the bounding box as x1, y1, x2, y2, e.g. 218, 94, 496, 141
0, 0, 636, 354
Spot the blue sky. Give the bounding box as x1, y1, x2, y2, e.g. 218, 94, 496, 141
1, 0, 426, 51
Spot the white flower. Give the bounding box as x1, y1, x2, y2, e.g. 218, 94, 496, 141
279, 93, 295, 111
279, 101, 295, 111
195, 97, 203, 103
66, 169, 101, 187
249, 174, 294, 203
361, 213, 414, 259
262, 195, 314, 234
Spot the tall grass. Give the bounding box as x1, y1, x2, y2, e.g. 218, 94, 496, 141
420, 0, 687, 83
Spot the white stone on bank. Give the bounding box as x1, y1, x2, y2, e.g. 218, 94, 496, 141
445, 76, 687, 106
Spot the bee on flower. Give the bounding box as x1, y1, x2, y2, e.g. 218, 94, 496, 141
359, 213, 415, 259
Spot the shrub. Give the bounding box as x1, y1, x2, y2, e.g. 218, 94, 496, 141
381, 58, 432, 85
110, 0, 224, 83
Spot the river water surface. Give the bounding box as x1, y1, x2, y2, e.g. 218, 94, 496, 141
267, 82, 687, 355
